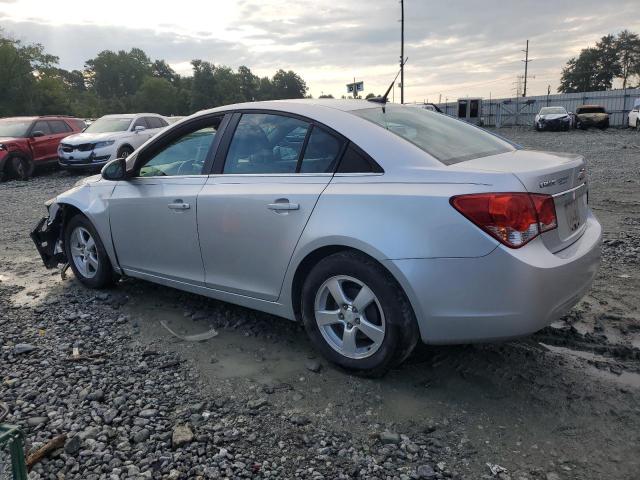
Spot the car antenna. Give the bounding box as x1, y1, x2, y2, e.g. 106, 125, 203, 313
368, 57, 408, 111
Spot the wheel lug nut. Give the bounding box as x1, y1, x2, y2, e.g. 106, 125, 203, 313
338, 313, 344, 319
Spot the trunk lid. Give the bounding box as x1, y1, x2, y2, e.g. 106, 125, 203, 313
451, 149, 589, 252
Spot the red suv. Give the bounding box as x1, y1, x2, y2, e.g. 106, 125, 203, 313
0, 116, 85, 181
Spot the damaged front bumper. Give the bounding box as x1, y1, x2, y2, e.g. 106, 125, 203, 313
30, 213, 66, 269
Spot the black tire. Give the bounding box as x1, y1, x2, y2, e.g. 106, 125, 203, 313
63, 214, 116, 289
117, 145, 133, 159
636, 119, 639, 130
9, 155, 34, 180
301, 251, 418, 377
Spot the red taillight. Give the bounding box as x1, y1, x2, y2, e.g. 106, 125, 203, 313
450, 193, 557, 248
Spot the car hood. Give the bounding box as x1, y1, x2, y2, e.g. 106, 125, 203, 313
577, 113, 608, 120
62, 132, 125, 144
73, 174, 102, 187
0, 136, 19, 143
539, 114, 568, 120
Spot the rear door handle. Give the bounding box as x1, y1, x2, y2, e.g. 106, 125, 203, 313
168, 201, 190, 210
267, 202, 299, 211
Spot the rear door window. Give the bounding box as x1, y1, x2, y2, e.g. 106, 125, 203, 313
48, 120, 72, 134
299, 127, 344, 173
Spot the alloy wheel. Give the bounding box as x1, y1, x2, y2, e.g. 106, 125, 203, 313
70, 226, 99, 279
314, 275, 386, 359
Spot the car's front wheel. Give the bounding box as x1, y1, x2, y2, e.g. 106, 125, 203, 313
64, 215, 116, 289
301, 251, 418, 377
9, 155, 34, 180
117, 146, 133, 159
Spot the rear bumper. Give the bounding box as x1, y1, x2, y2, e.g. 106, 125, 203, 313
388, 212, 602, 344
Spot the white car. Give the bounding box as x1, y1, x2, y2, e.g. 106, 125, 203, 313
629, 102, 640, 129
58, 113, 169, 170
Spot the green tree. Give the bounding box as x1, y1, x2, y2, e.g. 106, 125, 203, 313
559, 48, 606, 93
134, 77, 179, 115
85, 48, 152, 100
615, 30, 640, 89
271, 69, 308, 99
152, 59, 179, 84
189, 59, 217, 111
0, 30, 58, 115
237, 65, 259, 101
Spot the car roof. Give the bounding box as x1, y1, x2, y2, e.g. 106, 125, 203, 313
99, 113, 163, 119
190, 99, 448, 172
577, 105, 605, 109
1, 116, 37, 121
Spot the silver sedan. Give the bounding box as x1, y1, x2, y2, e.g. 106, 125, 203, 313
31, 99, 602, 375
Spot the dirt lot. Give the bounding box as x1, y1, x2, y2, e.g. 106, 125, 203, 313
1, 127, 639, 480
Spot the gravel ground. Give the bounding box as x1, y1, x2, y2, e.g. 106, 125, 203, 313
0, 128, 639, 480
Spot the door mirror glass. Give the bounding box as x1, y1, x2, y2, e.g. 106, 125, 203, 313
31, 130, 45, 138
134, 125, 146, 133
101, 157, 127, 181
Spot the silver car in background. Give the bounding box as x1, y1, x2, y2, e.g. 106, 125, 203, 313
31, 99, 601, 376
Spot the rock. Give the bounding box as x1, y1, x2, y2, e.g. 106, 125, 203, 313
64, 435, 82, 454
139, 408, 158, 418
86, 389, 104, 402
14, 343, 36, 355
304, 359, 322, 373
172, 425, 194, 448
26, 416, 48, 427
417, 464, 436, 478
247, 398, 268, 409
546, 473, 561, 480
379, 431, 401, 445
103, 409, 118, 424
291, 415, 310, 426
133, 428, 151, 443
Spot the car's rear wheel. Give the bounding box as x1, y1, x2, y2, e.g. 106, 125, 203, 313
9, 155, 34, 180
64, 215, 116, 289
117, 146, 133, 159
301, 251, 418, 377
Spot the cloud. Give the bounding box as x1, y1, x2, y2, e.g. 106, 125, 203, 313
0, 0, 638, 101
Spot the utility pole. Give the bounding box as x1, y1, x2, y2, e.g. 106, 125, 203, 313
521, 40, 531, 97
400, 0, 404, 104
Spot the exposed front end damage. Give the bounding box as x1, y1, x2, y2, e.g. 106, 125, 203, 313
30, 202, 67, 268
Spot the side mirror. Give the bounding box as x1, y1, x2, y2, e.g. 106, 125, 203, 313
101, 157, 127, 181
31, 131, 45, 138
134, 125, 146, 133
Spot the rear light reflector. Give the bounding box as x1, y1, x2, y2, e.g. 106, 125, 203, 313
450, 193, 557, 248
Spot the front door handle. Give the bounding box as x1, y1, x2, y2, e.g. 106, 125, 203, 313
267, 201, 299, 211
168, 201, 190, 210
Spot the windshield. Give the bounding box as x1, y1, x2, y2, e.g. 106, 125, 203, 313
0, 119, 32, 137
540, 107, 567, 115
85, 117, 132, 133
577, 106, 605, 114
351, 105, 514, 165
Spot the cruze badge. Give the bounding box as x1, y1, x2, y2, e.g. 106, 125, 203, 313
539, 176, 569, 189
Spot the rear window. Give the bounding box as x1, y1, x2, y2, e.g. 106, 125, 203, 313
351, 105, 514, 165
577, 106, 606, 114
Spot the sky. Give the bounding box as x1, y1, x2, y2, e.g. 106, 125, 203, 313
1, 0, 638, 103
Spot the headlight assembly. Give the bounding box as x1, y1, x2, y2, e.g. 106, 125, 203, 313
94, 140, 115, 149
